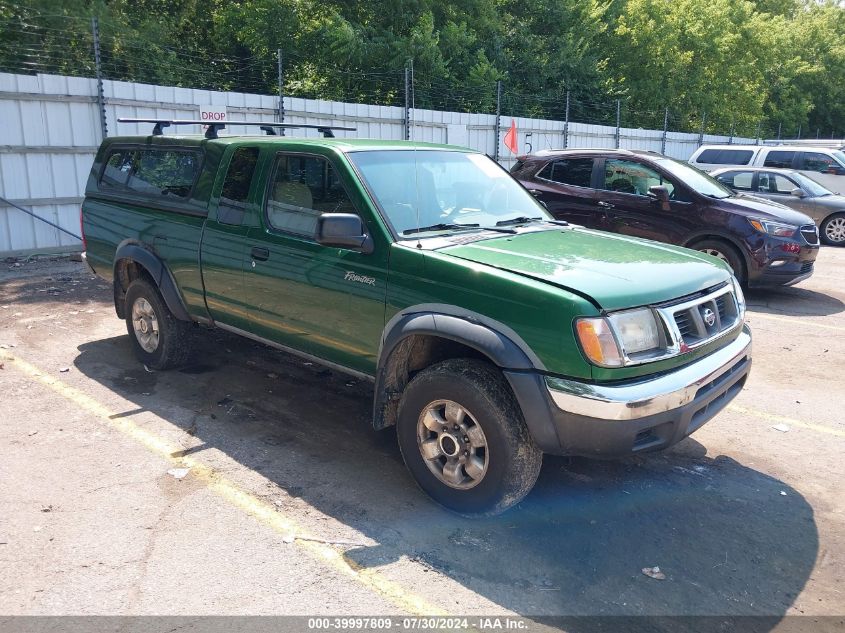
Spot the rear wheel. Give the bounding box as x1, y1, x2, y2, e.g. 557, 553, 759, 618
693, 239, 746, 285
124, 278, 192, 369
396, 358, 542, 516
820, 213, 845, 246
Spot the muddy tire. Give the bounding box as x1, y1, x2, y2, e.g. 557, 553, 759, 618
820, 213, 845, 246
124, 278, 192, 370
396, 358, 542, 516
694, 239, 746, 285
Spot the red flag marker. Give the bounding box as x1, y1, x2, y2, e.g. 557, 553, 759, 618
503, 119, 518, 154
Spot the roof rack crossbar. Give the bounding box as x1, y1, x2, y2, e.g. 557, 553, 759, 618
117, 118, 356, 139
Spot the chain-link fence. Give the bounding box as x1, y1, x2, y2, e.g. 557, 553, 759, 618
2, 13, 839, 143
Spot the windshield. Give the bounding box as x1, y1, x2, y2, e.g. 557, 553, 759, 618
654, 157, 734, 198
833, 150, 845, 166
348, 150, 551, 237
791, 172, 832, 196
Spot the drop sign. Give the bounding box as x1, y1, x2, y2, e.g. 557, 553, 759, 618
199, 106, 227, 132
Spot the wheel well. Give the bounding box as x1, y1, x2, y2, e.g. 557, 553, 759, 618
114, 259, 155, 319
375, 334, 495, 430
685, 235, 747, 278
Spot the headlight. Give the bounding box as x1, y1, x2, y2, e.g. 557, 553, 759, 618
575, 318, 623, 367
748, 218, 797, 237
575, 309, 661, 367
731, 275, 746, 321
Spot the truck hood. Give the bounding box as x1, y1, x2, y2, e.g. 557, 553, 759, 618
439, 228, 732, 311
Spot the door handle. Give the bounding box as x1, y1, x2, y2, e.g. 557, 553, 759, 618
597, 201, 615, 209
527, 189, 543, 197
250, 246, 270, 261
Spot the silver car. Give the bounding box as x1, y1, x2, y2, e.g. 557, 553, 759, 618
712, 167, 845, 246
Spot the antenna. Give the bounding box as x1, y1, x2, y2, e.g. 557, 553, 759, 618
410, 58, 422, 249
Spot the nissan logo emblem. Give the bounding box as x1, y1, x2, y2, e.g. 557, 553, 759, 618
702, 307, 716, 328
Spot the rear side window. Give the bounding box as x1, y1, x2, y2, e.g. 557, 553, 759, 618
715, 171, 754, 191
763, 150, 795, 169
101, 151, 133, 189
696, 149, 753, 165
538, 158, 594, 188
99, 147, 201, 201
266, 154, 357, 238
218, 147, 259, 225
798, 152, 835, 173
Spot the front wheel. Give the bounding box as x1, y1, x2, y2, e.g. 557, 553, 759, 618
396, 359, 542, 516
820, 213, 845, 246
124, 278, 192, 370
694, 239, 746, 285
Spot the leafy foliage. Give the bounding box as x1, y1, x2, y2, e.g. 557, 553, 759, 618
0, 0, 843, 135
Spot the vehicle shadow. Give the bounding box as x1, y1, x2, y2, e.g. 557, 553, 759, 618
745, 285, 844, 317
73, 330, 818, 627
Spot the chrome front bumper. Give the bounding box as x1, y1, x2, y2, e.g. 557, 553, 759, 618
546, 326, 752, 422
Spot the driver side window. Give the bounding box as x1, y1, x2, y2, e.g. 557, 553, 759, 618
265, 154, 358, 238
758, 172, 798, 195
602, 159, 675, 198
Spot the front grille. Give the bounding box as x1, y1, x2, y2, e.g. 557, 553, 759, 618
715, 296, 727, 320
800, 261, 814, 274
800, 224, 819, 245
666, 287, 739, 349
674, 311, 693, 338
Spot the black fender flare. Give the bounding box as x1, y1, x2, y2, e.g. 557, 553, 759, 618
113, 241, 192, 322
372, 305, 563, 451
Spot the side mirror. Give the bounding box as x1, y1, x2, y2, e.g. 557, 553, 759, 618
316, 213, 374, 254
647, 185, 671, 211
790, 188, 806, 198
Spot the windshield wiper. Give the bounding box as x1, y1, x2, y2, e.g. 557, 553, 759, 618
495, 216, 569, 227
495, 216, 543, 226
402, 222, 480, 235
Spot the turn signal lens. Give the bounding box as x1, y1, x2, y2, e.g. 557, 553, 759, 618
575, 318, 623, 367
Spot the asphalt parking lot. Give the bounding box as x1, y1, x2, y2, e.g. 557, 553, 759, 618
1, 248, 843, 628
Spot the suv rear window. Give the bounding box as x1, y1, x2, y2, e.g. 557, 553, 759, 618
696, 149, 754, 165
763, 150, 795, 169
100, 148, 201, 201
538, 158, 594, 188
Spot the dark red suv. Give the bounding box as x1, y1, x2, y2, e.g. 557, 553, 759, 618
511, 149, 820, 287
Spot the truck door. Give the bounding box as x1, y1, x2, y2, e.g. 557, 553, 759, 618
201, 146, 263, 332
242, 151, 388, 376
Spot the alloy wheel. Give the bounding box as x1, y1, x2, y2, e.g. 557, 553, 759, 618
825, 217, 845, 244
417, 400, 489, 489
131, 297, 160, 353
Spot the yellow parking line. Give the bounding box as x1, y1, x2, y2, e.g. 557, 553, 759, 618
728, 404, 845, 438
748, 312, 845, 332
3, 352, 449, 617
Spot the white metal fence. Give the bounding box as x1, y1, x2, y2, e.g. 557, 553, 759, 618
0, 71, 756, 257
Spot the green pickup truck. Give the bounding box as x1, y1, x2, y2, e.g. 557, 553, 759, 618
81, 120, 752, 515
